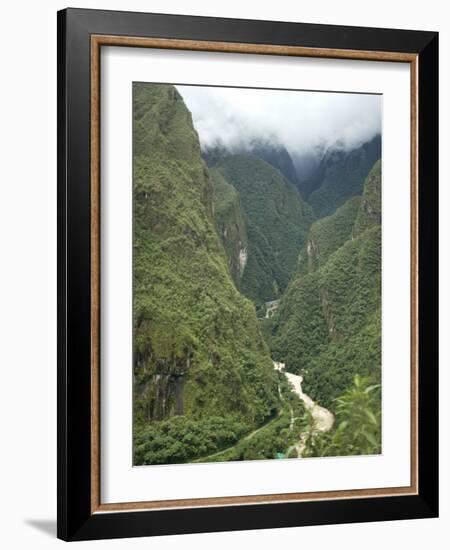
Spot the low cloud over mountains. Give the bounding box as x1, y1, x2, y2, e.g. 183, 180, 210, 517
177, 84, 381, 158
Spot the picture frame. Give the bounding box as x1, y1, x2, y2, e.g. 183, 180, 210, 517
57, 7, 438, 541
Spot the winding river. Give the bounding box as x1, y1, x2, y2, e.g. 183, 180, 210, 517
195, 362, 334, 462
274, 362, 334, 457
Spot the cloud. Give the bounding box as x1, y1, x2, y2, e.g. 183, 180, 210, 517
176, 85, 381, 157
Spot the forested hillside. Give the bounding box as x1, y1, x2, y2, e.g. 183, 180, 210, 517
299, 196, 362, 274
266, 161, 382, 414
204, 140, 299, 187
210, 168, 248, 284
133, 82, 382, 463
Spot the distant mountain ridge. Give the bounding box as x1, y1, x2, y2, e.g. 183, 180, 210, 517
203, 139, 299, 187
301, 135, 381, 217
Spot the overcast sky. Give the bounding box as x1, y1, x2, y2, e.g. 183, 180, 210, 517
176, 85, 382, 157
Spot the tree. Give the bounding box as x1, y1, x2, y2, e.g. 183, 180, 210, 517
305, 375, 381, 457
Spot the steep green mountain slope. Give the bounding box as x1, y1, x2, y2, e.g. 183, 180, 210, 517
250, 141, 299, 187
133, 83, 279, 465
354, 159, 382, 235
307, 135, 381, 217
210, 168, 248, 285
214, 155, 314, 306
266, 160, 382, 410
204, 140, 299, 187
301, 196, 361, 273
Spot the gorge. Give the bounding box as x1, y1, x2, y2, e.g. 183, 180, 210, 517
133, 82, 382, 465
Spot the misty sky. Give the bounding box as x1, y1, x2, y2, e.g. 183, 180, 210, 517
176, 85, 382, 158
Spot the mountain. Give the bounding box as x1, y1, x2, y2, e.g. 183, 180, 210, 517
301, 196, 361, 273
266, 160, 382, 409
354, 158, 382, 235
250, 141, 299, 186
132, 83, 279, 464
211, 168, 248, 284
204, 140, 299, 187
302, 135, 381, 217
213, 155, 314, 307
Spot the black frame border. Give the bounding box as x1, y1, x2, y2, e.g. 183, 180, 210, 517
57, 8, 438, 541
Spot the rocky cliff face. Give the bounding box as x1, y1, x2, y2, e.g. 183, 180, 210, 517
133, 83, 279, 452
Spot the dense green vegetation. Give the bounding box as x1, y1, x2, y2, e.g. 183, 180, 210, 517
354, 159, 382, 236
303, 196, 361, 272
266, 161, 382, 410
307, 136, 381, 218
300, 307, 381, 410
204, 140, 299, 187
210, 168, 248, 285
198, 375, 307, 462
201, 411, 303, 462
134, 416, 250, 465
133, 82, 382, 464
213, 155, 313, 306
304, 375, 381, 457
133, 83, 280, 465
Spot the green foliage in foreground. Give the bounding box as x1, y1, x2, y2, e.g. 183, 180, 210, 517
214, 155, 313, 306
134, 416, 250, 465
133, 83, 280, 465
305, 375, 381, 457
134, 374, 307, 465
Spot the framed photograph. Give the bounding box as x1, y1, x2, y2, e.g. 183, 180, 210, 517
57, 8, 438, 541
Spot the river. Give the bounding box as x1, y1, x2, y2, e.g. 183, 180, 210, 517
195, 362, 334, 462
274, 362, 334, 457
